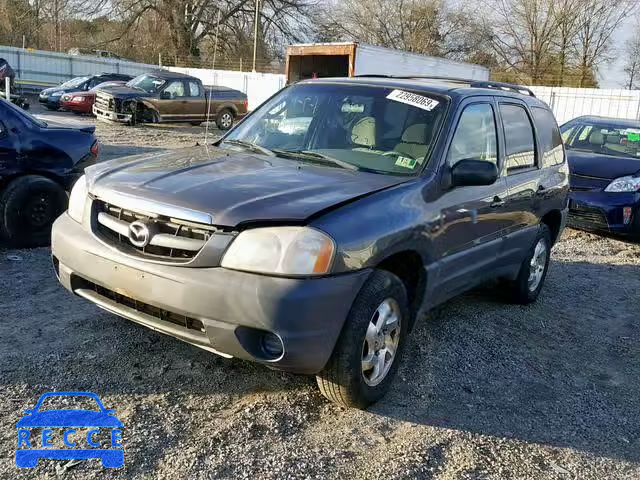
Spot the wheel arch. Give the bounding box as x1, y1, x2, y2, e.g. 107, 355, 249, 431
541, 209, 563, 245
375, 249, 427, 330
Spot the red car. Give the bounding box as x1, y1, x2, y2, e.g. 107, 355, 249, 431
61, 81, 127, 115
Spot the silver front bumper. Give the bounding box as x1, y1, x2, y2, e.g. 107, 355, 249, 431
93, 105, 131, 123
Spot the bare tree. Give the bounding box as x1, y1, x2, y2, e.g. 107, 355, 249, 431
624, 24, 640, 89
574, 0, 633, 87
486, 0, 559, 84
553, 0, 582, 85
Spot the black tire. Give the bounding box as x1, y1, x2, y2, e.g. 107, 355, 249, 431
216, 109, 234, 130
72, 110, 84, 115
45, 105, 58, 111
316, 270, 410, 409
506, 224, 552, 304
190, 121, 202, 126
0, 176, 68, 248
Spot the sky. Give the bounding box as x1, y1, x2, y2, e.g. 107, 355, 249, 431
599, 17, 634, 88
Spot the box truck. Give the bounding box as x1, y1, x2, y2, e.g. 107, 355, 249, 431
285, 42, 490, 83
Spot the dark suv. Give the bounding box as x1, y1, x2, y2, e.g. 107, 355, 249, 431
51, 77, 569, 408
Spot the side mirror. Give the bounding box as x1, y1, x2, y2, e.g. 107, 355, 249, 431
451, 159, 498, 187
159, 91, 171, 100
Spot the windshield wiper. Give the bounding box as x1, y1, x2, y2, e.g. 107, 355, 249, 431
222, 139, 275, 156
272, 149, 358, 171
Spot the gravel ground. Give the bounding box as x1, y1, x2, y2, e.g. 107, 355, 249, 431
1, 109, 639, 479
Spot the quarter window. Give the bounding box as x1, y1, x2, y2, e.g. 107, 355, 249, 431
447, 103, 498, 166
532, 107, 564, 166
188, 81, 201, 97
500, 104, 536, 171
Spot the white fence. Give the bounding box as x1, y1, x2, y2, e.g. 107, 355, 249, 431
529, 86, 640, 124
0, 45, 286, 110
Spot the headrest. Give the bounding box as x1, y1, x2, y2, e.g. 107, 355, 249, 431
589, 130, 604, 145
351, 117, 376, 147
401, 124, 429, 143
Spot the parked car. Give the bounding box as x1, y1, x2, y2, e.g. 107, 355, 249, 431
0, 97, 98, 247
61, 81, 127, 115
52, 78, 568, 408
0, 58, 16, 91
39, 74, 134, 111
0, 90, 29, 110
92, 70, 248, 129
561, 116, 640, 239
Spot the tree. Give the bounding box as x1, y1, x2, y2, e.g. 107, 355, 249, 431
574, 0, 632, 87
624, 25, 640, 89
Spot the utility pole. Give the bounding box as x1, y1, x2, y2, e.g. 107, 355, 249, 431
252, 0, 260, 72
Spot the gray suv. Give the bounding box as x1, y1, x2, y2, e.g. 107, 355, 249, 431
52, 77, 569, 408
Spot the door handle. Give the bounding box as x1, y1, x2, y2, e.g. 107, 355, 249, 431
490, 196, 505, 208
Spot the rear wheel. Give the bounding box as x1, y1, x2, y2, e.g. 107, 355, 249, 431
505, 224, 552, 304
216, 109, 234, 130
0, 176, 68, 247
45, 105, 58, 111
316, 270, 409, 408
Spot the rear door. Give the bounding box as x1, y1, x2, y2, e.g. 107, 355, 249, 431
431, 97, 510, 300
498, 100, 543, 259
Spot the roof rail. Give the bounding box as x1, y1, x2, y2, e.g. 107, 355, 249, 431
469, 81, 535, 97
353, 75, 536, 97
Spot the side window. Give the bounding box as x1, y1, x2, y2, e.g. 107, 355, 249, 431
500, 104, 536, 171
188, 81, 201, 97
163, 81, 186, 98
532, 107, 564, 166
447, 103, 498, 166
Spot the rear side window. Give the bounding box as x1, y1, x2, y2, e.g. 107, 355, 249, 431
500, 104, 536, 171
188, 81, 201, 97
447, 103, 498, 166
532, 107, 564, 166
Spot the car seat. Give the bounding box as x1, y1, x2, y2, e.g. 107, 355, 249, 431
351, 117, 376, 149
394, 124, 431, 161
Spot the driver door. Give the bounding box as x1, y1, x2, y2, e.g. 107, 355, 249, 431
155, 80, 187, 121
430, 98, 510, 301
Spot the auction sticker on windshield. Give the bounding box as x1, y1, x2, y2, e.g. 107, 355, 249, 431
386, 89, 440, 111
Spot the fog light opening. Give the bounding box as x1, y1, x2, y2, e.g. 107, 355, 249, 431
261, 332, 284, 360
623, 207, 632, 225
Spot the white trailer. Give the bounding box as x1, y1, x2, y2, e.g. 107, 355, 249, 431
285, 42, 490, 83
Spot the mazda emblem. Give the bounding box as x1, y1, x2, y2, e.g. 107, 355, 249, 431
128, 221, 151, 248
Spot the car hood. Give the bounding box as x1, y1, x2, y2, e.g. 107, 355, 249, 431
568, 150, 640, 179
16, 409, 123, 427
42, 86, 82, 95
99, 86, 153, 99
86, 146, 409, 227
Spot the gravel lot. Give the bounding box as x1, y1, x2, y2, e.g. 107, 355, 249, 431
1, 107, 639, 479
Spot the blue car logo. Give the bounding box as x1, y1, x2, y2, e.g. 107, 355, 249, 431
15, 391, 123, 468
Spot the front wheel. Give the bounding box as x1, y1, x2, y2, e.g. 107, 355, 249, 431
316, 270, 409, 408
0, 175, 68, 247
506, 224, 552, 304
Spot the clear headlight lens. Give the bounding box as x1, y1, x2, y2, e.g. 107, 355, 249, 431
604, 176, 640, 192
221, 227, 335, 276
68, 175, 88, 223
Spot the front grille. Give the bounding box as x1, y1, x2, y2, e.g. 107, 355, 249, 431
95, 92, 114, 111
73, 275, 205, 333
569, 174, 609, 192
568, 206, 609, 229
93, 200, 218, 261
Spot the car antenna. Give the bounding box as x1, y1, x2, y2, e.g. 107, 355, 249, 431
203, 85, 214, 155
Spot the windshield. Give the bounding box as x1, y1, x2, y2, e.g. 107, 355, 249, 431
223, 83, 447, 175
128, 74, 166, 93
561, 121, 640, 159
2, 97, 47, 128
60, 76, 90, 89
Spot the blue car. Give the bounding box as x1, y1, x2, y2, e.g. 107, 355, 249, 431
15, 391, 123, 468
562, 116, 640, 239
39, 73, 133, 111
